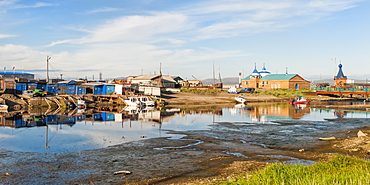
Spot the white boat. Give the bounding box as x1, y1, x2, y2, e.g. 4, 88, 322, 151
234, 96, 246, 104
0, 104, 8, 112
124, 97, 144, 107
75, 99, 86, 109
0, 98, 7, 112
137, 96, 155, 106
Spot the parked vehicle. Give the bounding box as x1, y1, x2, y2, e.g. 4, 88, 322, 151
22, 89, 47, 97
239, 88, 255, 93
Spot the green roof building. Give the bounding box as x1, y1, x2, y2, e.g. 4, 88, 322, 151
242, 72, 310, 90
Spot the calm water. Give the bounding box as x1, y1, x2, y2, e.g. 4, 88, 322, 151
1, 103, 370, 153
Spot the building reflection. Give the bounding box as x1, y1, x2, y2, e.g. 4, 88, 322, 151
231, 103, 311, 123
0, 106, 180, 129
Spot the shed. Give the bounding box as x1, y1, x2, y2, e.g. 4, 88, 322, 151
58, 80, 77, 95
76, 86, 86, 95
47, 84, 58, 95
15, 82, 28, 94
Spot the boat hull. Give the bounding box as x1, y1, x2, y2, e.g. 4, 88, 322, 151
288, 100, 311, 105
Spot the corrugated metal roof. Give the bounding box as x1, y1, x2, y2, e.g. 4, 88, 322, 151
242, 74, 303, 81
260, 74, 297, 80
0, 72, 34, 75
133, 75, 161, 80
161, 76, 177, 83
242, 76, 252, 80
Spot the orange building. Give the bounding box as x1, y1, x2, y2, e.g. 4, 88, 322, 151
333, 64, 347, 87
241, 65, 310, 90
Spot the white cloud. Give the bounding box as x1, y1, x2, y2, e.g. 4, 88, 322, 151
308, 0, 359, 11
0, 0, 15, 7
11, 2, 56, 9
36, 0, 362, 79
0, 44, 48, 72
86, 7, 120, 14
50, 13, 190, 46
0, 34, 16, 39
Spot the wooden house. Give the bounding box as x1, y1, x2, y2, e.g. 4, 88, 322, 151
242, 65, 310, 90
128, 75, 179, 88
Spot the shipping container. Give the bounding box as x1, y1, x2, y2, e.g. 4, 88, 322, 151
15, 82, 28, 94
103, 85, 115, 95
76, 86, 86, 95
47, 84, 58, 95
93, 85, 103, 95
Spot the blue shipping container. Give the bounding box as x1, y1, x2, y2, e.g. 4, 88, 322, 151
94, 85, 103, 95
15, 82, 28, 94
103, 85, 115, 95
76, 86, 86, 95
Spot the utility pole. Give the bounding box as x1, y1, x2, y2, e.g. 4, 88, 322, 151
212, 60, 215, 84
46, 56, 51, 83
159, 62, 163, 87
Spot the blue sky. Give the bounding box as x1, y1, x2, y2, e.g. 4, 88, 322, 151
0, 0, 369, 81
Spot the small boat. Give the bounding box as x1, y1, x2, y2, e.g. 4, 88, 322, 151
0, 98, 8, 112
137, 96, 155, 106
75, 99, 86, 109
124, 97, 144, 107
0, 104, 8, 112
289, 95, 311, 105
234, 96, 247, 104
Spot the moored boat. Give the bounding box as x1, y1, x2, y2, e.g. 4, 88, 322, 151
288, 95, 311, 105
0, 104, 8, 112
124, 97, 144, 107
137, 96, 155, 106
0, 98, 7, 112
234, 95, 247, 104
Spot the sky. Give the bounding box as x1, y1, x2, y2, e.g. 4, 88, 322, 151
0, 0, 369, 81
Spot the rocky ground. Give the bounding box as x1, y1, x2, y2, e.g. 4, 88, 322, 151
1, 92, 370, 184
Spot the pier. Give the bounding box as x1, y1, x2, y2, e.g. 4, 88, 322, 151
313, 87, 370, 99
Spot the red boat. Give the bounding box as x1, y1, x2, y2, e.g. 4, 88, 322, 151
288, 95, 311, 105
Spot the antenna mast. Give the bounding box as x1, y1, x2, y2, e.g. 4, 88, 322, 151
46, 56, 51, 83
212, 61, 215, 84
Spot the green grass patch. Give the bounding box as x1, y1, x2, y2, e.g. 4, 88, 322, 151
217, 155, 370, 185
256, 89, 313, 98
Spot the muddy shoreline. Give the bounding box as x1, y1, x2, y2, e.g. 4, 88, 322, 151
1, 92, 370, 184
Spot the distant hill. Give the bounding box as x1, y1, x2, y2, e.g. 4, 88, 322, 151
202, 77, 239, 85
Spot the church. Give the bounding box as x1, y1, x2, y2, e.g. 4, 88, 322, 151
241, 64, 311, 90
333, 63, 348, 87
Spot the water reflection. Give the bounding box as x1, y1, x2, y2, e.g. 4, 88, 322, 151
229, 103, 311, 123
0, 107, 180, 153
1, 103, 370, 153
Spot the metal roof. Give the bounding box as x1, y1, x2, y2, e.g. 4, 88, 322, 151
260, 74, 298, 80
242, 74, 299, 81
0, 72, 34, 75
334, 64, 347, 79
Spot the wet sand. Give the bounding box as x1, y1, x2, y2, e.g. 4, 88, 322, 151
1, 92, 370, 184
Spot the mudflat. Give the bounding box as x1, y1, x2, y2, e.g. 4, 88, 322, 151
1, 92, 370, 184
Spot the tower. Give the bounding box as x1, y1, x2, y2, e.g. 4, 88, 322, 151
259, 63, 271, 77
334, 63, 347, 87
